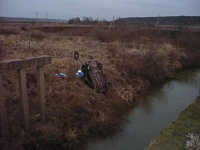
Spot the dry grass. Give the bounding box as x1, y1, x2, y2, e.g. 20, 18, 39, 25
30, 30, 46, 40
0, 26, 20, 35
0, 43, 4, 60
0, 23, 200, 150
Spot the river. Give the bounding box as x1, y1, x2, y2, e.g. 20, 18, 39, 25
84, 68, 200, 150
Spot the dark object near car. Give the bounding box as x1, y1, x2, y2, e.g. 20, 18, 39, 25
74, 51, 79, 61
82, 60, 107, 93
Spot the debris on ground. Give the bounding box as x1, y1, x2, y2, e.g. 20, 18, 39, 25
76, 69, 84, 78
74, 51, 79, 61
55, 73, 68, 79
185, 132, 200, 150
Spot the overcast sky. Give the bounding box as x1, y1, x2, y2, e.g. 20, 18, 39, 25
0, 0, 200, 20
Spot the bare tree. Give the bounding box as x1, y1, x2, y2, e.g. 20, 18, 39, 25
68, 17, 81, 24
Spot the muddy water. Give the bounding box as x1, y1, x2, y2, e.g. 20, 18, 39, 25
85, 68, 200, 150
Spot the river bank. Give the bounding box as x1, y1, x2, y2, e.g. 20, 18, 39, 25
0, 24, 200, 149
82, 67, 200, 150
145, 96, 200, 150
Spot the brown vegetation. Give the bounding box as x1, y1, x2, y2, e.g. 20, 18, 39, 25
0, 23, 200, 149
30, 30, 46, 40
0, 26, 20, 35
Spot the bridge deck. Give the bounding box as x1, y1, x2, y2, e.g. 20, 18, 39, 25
0, 55, 51, 72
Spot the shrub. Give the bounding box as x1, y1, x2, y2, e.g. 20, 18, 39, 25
176, 32, 200, 51
109, 43, 178, 84
93, 26, 115, 42
93, 26, 129, 42
30, 30, 46, 40
21, 25, 27, 31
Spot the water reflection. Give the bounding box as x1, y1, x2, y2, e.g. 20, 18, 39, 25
86, 68, 200, 150
178, 69, 200, 89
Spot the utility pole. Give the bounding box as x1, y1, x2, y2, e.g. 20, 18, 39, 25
46, 13, 48, 24
112, 15, 115, 28
109, 15, 115, 30
36, 11, 38, 19
156, 14, 159, 27
35, 11, 38, 24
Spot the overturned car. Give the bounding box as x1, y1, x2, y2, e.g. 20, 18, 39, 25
81, 59, 108, 93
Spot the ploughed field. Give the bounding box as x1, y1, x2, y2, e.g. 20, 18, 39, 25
0, 22, 200, 150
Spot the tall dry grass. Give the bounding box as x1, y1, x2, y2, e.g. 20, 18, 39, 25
1, 23, 200, 149
106, 43, 181, 85
0, 26, 20, 35
0, 43, 4, 60
93, 25, 200, 54
30, 30, 46, 40
18, 58, 130, 149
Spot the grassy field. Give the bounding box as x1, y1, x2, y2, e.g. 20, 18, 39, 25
0, 22, 200, 149
145, 96, 200, 150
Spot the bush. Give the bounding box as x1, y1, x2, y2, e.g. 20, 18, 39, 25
176, 32, 200, 51
21, 25, 27, 31
109, 43, 178, 84
93, 26, 113, 42
30, 30, 46, 40
93, 26, 128, 42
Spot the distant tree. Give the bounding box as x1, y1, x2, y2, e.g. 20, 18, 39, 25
115, 19, 130, 31
102, 19, 109, 25
68, 16, 110, 25
89, 17, 93, 22
68, 17, 81, 24
82, 16, 89, 24
177, 16, 189, 31
68, 18, 74, 24
82, 16, 94, 24
94, 17, 99, 24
